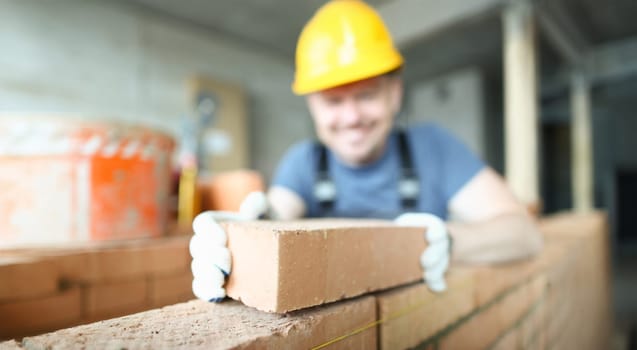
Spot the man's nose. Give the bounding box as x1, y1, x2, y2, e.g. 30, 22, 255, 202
340, 99, 363, 126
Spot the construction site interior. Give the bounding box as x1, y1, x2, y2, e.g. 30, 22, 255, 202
1, 0, 637, 349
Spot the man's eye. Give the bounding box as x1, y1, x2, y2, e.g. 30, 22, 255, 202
325, 96, 342, 105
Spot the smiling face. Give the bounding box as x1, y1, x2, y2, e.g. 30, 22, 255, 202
306, 74, 403, 166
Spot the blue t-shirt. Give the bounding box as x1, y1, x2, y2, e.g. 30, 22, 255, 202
271, 122, 484, 220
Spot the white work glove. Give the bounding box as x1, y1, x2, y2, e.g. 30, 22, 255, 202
395, 213, 450, 293
189, 191, 268, 302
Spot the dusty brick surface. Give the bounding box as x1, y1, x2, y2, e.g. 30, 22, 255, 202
149, 271, 193, 307
0, 257, 58, 301
0, 212, 612, 349
376, 269, 474, 350
0, 340, 23, 349
0, 288, 82, 340
21, 297, 377, 350
224, 219, 426, 313
85, 279, 148, 321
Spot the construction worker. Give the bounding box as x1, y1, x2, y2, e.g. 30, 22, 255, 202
190, 0, 543, 301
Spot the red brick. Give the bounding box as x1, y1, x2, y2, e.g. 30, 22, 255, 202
376, 268, 475, 350
540, 213, 614, 350
84, 279, 148, 321
0, 248, 94, 283
0, 288, 82, 340
93, 237, 189, 282
224, 219, 426, 313
546, 292, 573, 347
439, 302, 501, 350
491, 328, 519, 350
502, 274, 546, 335
144, 237, 190, 276
538, 211, 607, 239
520, 298, 545, 348
22, 296, 377, 349
0, 257, 58, 302
496, 282, 532, 331
527, 331, 546, 350
88, 247, 153, 282
2, 237, 191, 284
439, 274, 542, 350
149, 270, 193, 307
471, 239, 563, 307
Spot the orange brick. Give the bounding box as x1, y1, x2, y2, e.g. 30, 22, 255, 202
546, 294, 572, 347
528, 326, 546, 350
538, 211, 607, 239
520, 299, 545, 348
0, 288, 82, 340
497, 274, 546, 333
0, 249, 93, 283
439, 274, 542, 350
84, 279, 148, 321
376, 268, 475, 350
224, 219, 426, 313
491, 328, 518, 350
439, 302, 502, 350
0, 257, 58, 302
27, 252, 91, 284
149, 271, 193, 307
22, 296, 377, 349
144, 237, 190, 276
471, 238, 563, 308
78, 237, 190, 282
4, 237, 192, 284
496, 283, 531, 331
88, 247, 152, 282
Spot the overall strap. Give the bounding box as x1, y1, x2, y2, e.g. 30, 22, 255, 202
313, 129, 420, 216
314, 143, 336, 213
397, 129, 419, 210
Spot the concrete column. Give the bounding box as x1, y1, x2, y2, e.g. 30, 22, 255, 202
570, 73, 594, 211
503, 1, 539, 208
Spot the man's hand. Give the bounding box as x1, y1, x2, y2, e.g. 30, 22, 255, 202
394, 213, 450, 292
189, 191, 268, 302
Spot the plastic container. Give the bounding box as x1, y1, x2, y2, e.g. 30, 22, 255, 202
0, 115, 175, 247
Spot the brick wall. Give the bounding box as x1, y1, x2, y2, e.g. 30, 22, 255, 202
0, 211, 612, 349
0, 236, 193, 340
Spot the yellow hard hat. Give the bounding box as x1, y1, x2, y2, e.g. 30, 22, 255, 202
292, 0, 404, 95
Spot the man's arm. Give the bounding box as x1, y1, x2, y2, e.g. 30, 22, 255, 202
447, 167, 543, 264
267, 185, 306, 220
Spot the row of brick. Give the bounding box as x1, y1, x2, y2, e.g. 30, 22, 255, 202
2, 211, 612, 349
1, 219, 426, 315
0, 237, 194, 340
0, 235, 191, 292
0, 270, 193, 340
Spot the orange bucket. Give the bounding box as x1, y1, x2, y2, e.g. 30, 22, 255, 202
0, 115, 175, 247
200, 170, 265, 212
